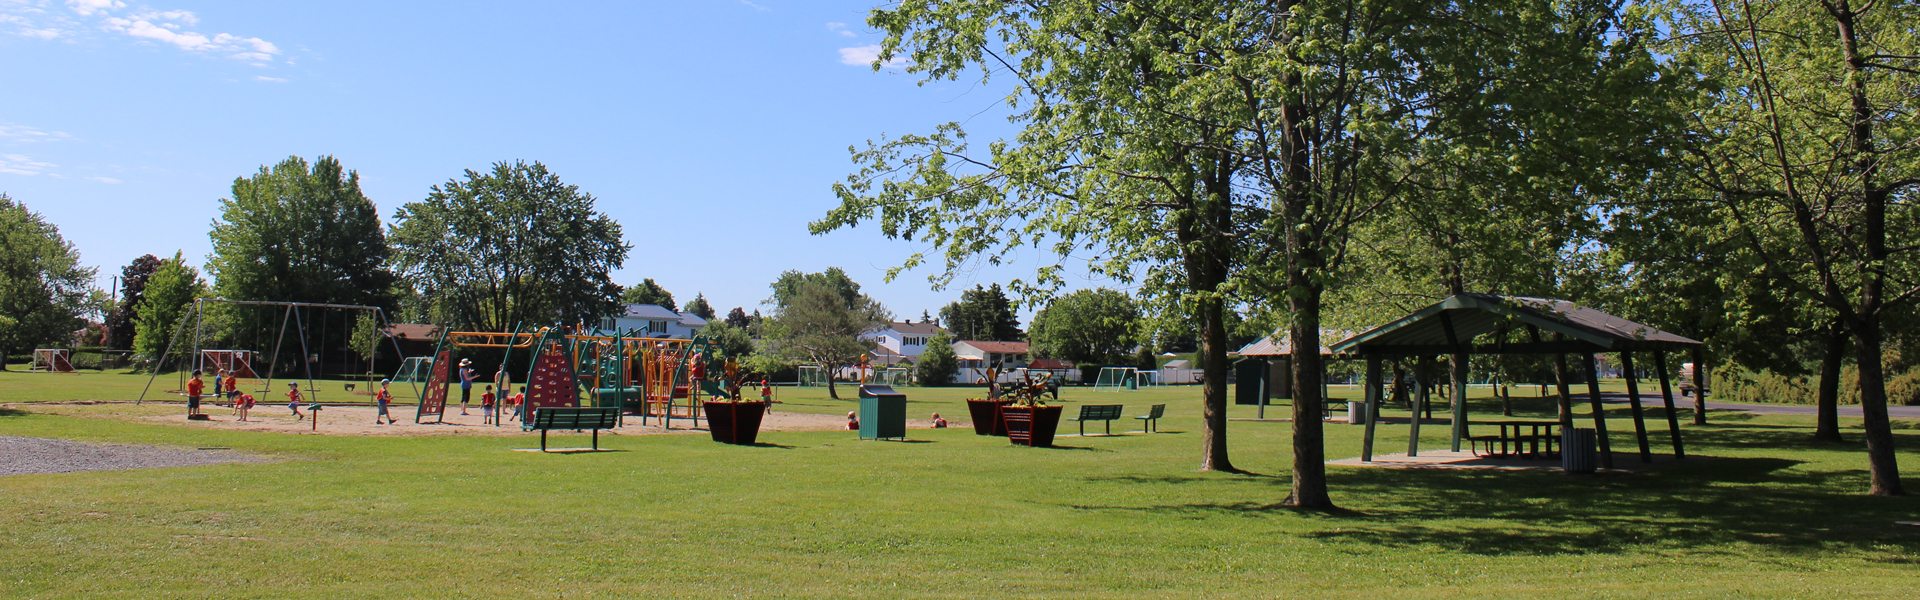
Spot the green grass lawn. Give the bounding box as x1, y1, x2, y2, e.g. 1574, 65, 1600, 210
2, 371, 1918, 597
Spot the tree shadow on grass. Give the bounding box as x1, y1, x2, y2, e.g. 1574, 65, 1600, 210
1070, 421, 1920, 557
0, 406, 28, 418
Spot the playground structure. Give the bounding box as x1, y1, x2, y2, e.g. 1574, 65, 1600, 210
139, 299, 408, 406
30, 349, 74, 372
414, 325, 745, 430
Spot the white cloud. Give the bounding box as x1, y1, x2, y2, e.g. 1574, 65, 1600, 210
0, 153, 58, 176
0, 123, 73, 143
825, 21, 855, 38
66, 0, 123, 17
838, 44, 906, 69
738, 0, 769, 12
252, 75, 287, 83
89, 175, 122, 184
47, 1, 287, 65
2, 6, 74, 39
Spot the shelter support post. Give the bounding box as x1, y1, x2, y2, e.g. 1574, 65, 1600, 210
1620, 352, 1653, 462
1450, 352, 1468, 453
1362, 356, 1381, 461
1690, 346, 1708, 425
1409, 355, 1431, 457
1654, 350, 1686, 459
1583, 353, 1615, 469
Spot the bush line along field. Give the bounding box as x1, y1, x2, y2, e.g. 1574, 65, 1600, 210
2, 371, 1918, 597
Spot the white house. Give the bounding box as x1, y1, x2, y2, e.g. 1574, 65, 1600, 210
953, 340, 1031, 384
862, 321, 947, 366
602, 304, 708, 339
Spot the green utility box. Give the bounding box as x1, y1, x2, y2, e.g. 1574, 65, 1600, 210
858, 385, 908, 440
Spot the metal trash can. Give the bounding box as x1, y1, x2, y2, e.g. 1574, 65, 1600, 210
1562, 428, 1597, 474
1347, 401, 1368, 425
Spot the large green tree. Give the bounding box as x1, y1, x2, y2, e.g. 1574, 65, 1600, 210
822, 0, 1670, 508
938, 284, 1023, 341
104, 254, 162, 350
763, 269, 891, 399
1029, 288, 1139, 366
389, 161, 630, 331
621, 278, 676, 310
1659, 0, 1919, 495
0, 195, 95, 368
916, 331, 959, 386
132, 252, 206, 360
209, 155, 396, 308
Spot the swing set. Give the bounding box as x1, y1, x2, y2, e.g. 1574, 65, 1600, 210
138, 299, 407, 407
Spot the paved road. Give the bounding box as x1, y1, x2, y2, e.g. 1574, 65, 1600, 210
1599, 392, 1920, 419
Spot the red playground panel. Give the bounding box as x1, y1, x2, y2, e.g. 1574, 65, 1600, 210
416, 350, 452, 423
525, 341, 578, 422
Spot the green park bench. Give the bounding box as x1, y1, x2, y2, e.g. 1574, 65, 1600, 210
528, 407, 621, 452
1070, 404, 1125, 436
1134, 404, 1166, 433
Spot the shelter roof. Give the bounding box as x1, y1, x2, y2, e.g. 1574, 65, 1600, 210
1237, 329, 1353, 357
1331, 294, 1701, 356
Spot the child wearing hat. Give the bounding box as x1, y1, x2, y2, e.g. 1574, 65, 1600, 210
374, 379, 398, 425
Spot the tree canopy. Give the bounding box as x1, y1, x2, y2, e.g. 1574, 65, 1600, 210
938, 284, 1022, 342
104, 254, 162, 350
684, 293, 715, 321
621, 278, 676, 310
1029, 288, 1139, 365
389, 160, 629, 331
132, 252, 205, 360
762, 269, 891, 399
208, 155, 395, 309
0, 195, 95, 366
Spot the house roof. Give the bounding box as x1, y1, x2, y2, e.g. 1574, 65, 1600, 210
384, 324, 442, 343
1237, 329, 1352, 357
887, 321, 946, 336
956, 340, 1030, 355
1029, 358, 1075, 370
1331, 294, 1702, 356
678, 313, 708, 327
621, 303, 681, 320
1162, 359, 1192, 369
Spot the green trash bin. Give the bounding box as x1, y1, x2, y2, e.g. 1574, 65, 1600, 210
858, 385, 907, 440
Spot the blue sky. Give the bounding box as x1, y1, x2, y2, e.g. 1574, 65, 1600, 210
0, 0, 1105, 322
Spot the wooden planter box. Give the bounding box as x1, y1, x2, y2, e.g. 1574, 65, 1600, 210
966, 399, 1012, 436
1002, 404, 1063, 448
704, 401, 767, 445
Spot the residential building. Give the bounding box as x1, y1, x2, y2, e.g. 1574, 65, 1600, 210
601, 303, 708, 339
861, 321, 948, 366
953, 340, 1030, 384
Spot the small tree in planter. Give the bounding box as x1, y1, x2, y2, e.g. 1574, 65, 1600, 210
698, 349, 766, 445
1000, 372, 1063, 448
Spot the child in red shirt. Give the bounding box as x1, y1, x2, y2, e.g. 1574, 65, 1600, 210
237, 393, 255, 422
931, 412, 948, 428
846, 410, 859, 430
481, 385, 496, 425
185, 370, 205, 417
287, 382, 305, 421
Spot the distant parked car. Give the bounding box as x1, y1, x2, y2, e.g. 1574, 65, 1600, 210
1679, 363, 1710, 397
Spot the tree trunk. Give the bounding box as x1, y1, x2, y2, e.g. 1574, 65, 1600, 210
826, 369, 840, 400
1285, 298, 1331, 508
1195, 294, 1234, 472
1851, 319, 1903, 495
1815, 319, 1846, 442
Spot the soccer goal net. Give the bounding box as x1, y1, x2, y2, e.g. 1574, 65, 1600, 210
797, 365, 829, 387
1135, 370, 1163, 387
394, 356, 435, 383
1093, 367, 1137, 389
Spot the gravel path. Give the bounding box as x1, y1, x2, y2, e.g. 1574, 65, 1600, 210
0, 435, 267, 476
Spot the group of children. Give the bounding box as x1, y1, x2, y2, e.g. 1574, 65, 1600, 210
183, 367, 536, 427
844, 411, 949, 429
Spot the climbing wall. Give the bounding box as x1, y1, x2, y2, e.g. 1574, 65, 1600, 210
525, 341, 578, 422
416, 350, 451, 423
